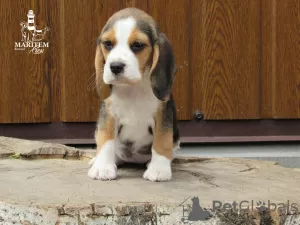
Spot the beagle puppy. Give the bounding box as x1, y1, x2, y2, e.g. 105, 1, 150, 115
88, 8, 180, 182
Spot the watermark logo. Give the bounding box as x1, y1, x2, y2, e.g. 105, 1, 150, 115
14, 10, 50, 54
178, 197, 299, 224
212, 200, 298, 214
179, 196, 211, 223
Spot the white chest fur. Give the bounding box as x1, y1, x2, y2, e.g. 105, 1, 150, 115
110, 79, 159, 163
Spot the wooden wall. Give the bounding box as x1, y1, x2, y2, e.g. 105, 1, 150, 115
0, 0, 299, 123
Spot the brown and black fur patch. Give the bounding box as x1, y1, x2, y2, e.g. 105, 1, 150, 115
150, 33, 177, 101
152, 95, 179, 159
100, 28, 116, 57
101, 8, 159, 40
128, 28, 152, 75
137, 143, 152, 155
95, 99, 115, 154
120, 140, 134, 158
98, 28, 115, 66
148, 126, 153, 135
95, 44, 111, 100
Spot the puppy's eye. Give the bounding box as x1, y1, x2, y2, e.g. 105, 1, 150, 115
130, 41, 146, 53
102, 40, 113, 51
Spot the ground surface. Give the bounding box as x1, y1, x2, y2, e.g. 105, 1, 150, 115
0, 136, 300, 225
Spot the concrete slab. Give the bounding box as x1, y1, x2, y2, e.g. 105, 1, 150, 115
176, 144, 300, 168
0, 136, 300, 224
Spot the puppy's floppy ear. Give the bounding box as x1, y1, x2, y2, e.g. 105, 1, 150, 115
95, 41, 111, 101
150, 33, 177, 101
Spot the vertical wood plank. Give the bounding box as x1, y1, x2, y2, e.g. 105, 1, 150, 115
191, 0, 260, 120
262, 0, 300, 118
44, 0, 62, 122
148, 0, 191, 120
0, 0, 51, 123
261, 0, 274, 118
124, 0, 148, 11
61, 0, 124, 122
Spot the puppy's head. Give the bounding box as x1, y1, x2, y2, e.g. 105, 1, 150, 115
95, 8, 177, 101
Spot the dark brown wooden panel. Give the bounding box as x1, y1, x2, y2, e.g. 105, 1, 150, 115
45, 0, 62, 122
61, 0, 125, 121
261, 0, 274, 118
191, 0, 260, 120
148, 0, 191, 120
0, 0, 50, 123
262, 0, 300, 118
124, 0, 149, 11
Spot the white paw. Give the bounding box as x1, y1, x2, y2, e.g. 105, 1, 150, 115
88, 157, 96, 167
143, 163, 172, 182
88, 164, 117, 180
146, 160, 151, 168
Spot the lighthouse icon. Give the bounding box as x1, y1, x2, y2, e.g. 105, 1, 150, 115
19, 9, 50, 42
27, 10, 35, 31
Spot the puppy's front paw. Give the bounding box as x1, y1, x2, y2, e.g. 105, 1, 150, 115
143, 163, 172, 182
88, 157, 96, 167
88, 164, 117, 180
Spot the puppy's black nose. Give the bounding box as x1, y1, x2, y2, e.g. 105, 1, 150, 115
110, 62, 125, 75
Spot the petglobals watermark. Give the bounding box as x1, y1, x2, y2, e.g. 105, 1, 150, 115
14, 10, 50, 54
177, 197, 299, 223
212, 200, 299, 214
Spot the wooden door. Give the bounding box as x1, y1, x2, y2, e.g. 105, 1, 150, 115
191, 0, 261, 120
0, 0, 51, 123
191, 0, 300, 120
0, 0, 300, 125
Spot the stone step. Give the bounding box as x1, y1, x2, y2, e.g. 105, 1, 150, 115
0, 136, 299, 224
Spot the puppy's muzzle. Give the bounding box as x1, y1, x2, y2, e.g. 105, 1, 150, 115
110, 62, 125, 75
